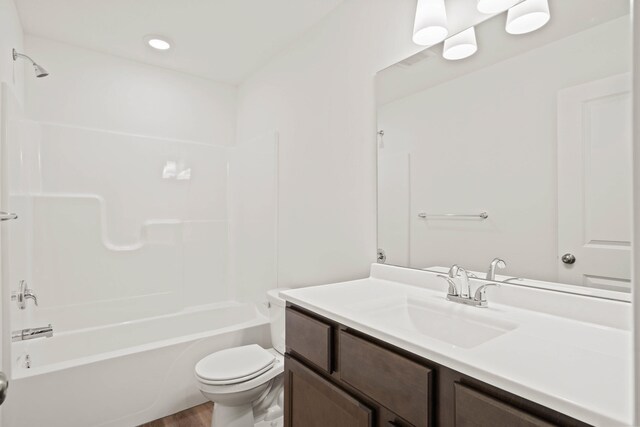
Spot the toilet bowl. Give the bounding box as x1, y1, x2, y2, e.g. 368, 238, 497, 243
195, 289, 288, 427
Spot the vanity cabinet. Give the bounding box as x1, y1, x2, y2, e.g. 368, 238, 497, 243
339, 331, 432, 427
284, 356, 372, 427
285, 307, 333, 373
285, 305, 592, 427
454, 383, 554, 427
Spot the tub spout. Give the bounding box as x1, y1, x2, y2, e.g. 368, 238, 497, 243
12, 324, 53, 342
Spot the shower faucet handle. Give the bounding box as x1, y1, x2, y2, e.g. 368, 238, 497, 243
11, 280, 38, 310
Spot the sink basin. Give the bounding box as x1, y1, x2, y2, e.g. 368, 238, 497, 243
358, 296, 517, 349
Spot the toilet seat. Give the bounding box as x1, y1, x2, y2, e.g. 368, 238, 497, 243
195, 344, 276, 385
196, 349, 284, 395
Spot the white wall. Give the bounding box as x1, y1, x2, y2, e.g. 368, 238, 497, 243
377, 18, 630, 283
236, 0, 423, 288
24, 36, 236, 145
632, 1, 640, 423
228, 132, 279, 303
0, 0, 24, 105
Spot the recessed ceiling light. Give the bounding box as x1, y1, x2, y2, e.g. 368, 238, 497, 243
145, 36, 171, 51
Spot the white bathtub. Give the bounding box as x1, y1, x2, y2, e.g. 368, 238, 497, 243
3, 302, 271, 427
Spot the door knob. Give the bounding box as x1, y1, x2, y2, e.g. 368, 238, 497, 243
0, 371, 8, 405
561, 253, 576, 264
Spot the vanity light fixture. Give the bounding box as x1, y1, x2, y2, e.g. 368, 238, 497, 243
412, 0, 449, 46
145, 36, 171, 51
505, 0, 550, 35
476, 0, 520, 14
443, 27, 478, 60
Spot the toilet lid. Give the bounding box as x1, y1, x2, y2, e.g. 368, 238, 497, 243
195, 344, 275, 385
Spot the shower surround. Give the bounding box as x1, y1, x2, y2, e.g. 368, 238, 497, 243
0, 41, 278, 424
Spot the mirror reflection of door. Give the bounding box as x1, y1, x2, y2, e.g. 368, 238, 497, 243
557, 74, 632, 291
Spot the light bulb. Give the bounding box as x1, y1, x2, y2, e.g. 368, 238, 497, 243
413, 0, 449, 46
443, 27, 478, 61
506, 0, 550, 35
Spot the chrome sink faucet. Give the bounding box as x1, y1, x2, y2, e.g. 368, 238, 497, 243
486, 258, 506, 281
439, 265, 500, 308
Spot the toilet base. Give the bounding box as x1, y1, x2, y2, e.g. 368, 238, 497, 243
211, 404, 283, 427
212, 403, 254, 427
254, 415, 284, 427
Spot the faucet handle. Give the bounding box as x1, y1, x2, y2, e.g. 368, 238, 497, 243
437, 275, 458, 296
448, 264, 460, 279
24, 290, 38, 306
473, 283, 500, 303
12, 280, 37, 309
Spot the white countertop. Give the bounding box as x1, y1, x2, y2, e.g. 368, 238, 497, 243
281, 264, 632, 427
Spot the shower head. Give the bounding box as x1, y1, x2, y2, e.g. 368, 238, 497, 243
33, 63, 49, 78
12, 49, 49, 78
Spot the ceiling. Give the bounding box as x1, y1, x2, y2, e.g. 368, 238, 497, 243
15, 0, 345, 85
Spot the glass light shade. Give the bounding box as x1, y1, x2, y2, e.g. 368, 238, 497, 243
443, 27, 478, 60
505, 0, 550, 35
412, 0, 449, 46
476, 0, 520, 14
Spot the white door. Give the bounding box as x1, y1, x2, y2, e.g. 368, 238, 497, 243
557, 74, 632, 291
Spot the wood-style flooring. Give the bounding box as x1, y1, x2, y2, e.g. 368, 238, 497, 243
139, 403, 213, 427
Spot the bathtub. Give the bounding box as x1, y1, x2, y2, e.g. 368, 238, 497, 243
3, 302, 271, 427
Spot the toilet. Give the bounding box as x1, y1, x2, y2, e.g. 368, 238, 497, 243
195, 289, 287, 427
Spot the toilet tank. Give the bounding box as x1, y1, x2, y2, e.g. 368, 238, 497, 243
266, 288, 288, 355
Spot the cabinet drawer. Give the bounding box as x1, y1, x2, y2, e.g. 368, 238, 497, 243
454, 383, 556, 427
339, 331, 432, 427
285, 355, 372, 427
286, 308, 332, 372
379, 407, 413, 427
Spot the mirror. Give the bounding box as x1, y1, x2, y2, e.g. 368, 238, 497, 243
376, 0, 632, 297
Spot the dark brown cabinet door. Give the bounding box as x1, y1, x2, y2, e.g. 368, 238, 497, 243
340, 331, 432, 427
455, 383, 557, 427
285, 355, 373, 427
285, 308, 333, 373
378, 407, 413, 427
